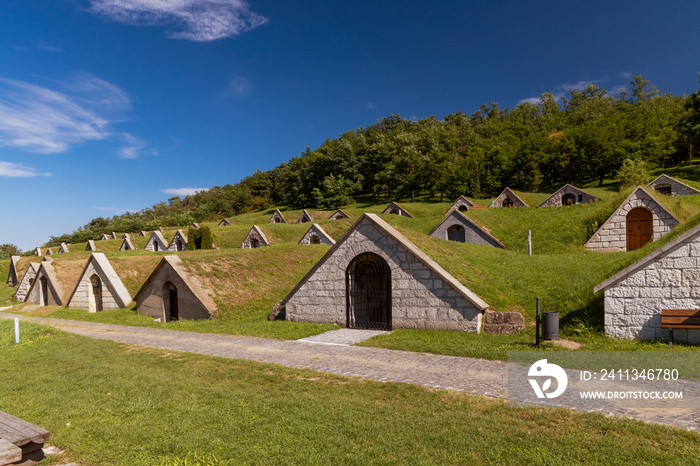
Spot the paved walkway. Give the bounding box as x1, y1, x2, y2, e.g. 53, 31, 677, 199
1, 312, 698, 432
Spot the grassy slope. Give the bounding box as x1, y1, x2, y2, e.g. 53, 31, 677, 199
0, 321, 698, 465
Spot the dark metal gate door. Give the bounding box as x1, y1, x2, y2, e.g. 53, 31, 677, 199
346, 253, 391, 330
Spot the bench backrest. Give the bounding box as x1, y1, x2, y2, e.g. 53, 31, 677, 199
660, 309, 700, 328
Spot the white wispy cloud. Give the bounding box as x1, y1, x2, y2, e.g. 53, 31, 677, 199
162, 187, 208, 196
0, 161, 51, 177
0, 72, 133, 154
225, 74, 252, 96
519, 79, 603, 105
119, 132, 157, 159
366, 101, 375, 110
88, 0, 268, 41
36, 41, 64, 52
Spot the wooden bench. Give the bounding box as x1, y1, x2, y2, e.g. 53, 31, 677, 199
660, 309, 700, 346
0, 411, 50, 465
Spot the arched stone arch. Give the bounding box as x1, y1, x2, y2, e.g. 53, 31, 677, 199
346, 252, 391, 330
447, 224, 466, 242
311, 235, 320, 244
562, 193, 576, 205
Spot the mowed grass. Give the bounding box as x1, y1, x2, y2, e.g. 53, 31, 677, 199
0, 320, 698, 465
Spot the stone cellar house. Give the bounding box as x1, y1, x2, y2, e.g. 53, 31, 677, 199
169, 230, 188, 252
299, 224, 335, 245
6, 256, 19, 287
45, 249, 53, 255
648, 174, 700, 197
35, 248, 42, 256
145, 231, 169, 252
58, 243, 69, 253
489, 187, 528, 208
429, 211, 505, 248
594, 221, 700, 344
381, 201, 414, 218
443, 195, 475, 214
218, 218, 232, 227
25, 262, 63, 306
277, 213, 489, 332
190, 222, 200, 229
297, 209, 313, 224
584, 186, 679, 252
14, 262, 40, 302
85, 241, 96, 252
111, 232, 118, 240
269, 209, 287, 224
536, 184, 601, 207
241, 225, 269, 249
139, 231, 148, 237
134, 256, 217, 322
329, 209, 351, 220
66, 253, 131, 312
100, 234, 109, 241
120, 237, 137, 251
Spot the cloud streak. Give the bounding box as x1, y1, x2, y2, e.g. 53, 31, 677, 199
89, 0, 268, 41
162, 187, 208, 196
0, 161, 51, 177
518, 79, 603, 105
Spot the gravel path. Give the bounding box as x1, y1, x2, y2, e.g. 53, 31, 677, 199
1, 312, 698, 432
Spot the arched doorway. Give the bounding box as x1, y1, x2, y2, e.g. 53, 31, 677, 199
175, 239, 184, 251
301, 217, 309, 223
153, 241, 159, 252
502, 198, 514, 207
91, 274, 103, 312
311, 235, 321, 244
162, 282, 179, 321
389, 209, 399, 215
562, 193, 576, 206
346, 253, 391, 330
447, 224, 466, 242
656, 184, 672, 195
274, 216, 282, 223
627, 207, 653, 251
458, 205, 468, 212
39, 276, 48, 306
251, 238, 259, 248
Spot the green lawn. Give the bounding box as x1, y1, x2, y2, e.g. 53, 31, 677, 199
1, 320, 698, 465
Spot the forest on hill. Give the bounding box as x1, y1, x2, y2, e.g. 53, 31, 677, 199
38, 74, 700, 250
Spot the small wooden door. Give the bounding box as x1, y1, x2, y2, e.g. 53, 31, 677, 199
627, 207, 653, 251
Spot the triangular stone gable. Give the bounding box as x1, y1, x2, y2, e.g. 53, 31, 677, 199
66, 253, 132, 312
381, 201, 414, 218
139, 231, 148, 237
298, 224, 335, 245
111, 232, 118, 240
329, 209, 351, 220
86, 240, 96, 252
134, 255, 217, 321
58, 243, 69, 253
585, 186, 680, 252
45, 248, 53, 255
35, 248, 42, 256
169, 230, 188, 252
593, 222, 700, 343
218, 218, 232, 227
268, 209, 287, 224
100, 234, 109, 241
279, 213, 488, 332
241, 225, 269, 249
489, 187, 528, 208
7, 256, 19, 287
119, 237, 137, 251
296, 209, 313, 224
145, 231, 169, 252
536, 184, 601, 208
14, 262, 40, 302
443, 195, 475, 215
25, 262, 63, 306
429, 211, 505, 248
648, 174, 700, 197
190, 223, 200, 229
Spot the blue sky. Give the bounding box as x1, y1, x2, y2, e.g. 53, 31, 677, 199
1, 0, 699, 251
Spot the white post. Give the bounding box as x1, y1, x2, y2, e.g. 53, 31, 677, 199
528, 230, 532, 256
14, 318, 19, 344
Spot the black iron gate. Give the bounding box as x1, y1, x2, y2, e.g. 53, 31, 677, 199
346, 252, 391, 330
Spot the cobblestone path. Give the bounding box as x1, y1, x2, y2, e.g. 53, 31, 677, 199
1, 312, 698, 432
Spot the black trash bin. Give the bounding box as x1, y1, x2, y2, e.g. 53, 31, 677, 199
541, 312, 559, 340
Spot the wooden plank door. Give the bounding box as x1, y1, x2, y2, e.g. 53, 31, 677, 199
626, 207, 652, 251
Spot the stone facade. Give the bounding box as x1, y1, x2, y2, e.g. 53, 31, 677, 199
145, 231, 169, 252
45, 249, 53, 255
297, 209, 313, 224
58, 243, 69, 253
381, 201, 414, 218
536, 184, 600, 207
35, 248, 42, 256
585, 186, 679, 252
648, 174, 700, 197
100, 234, 109, 241
269, 209, 287, 224
329, 209, 350, 220
443, 195, 475, 214
25, 262, 63, 306
218, 218, 232, 227
482, 310, 525, 334
489, 187, 528, 208
14, 263, 39, 302
6, 256, 19, 287
85, 241, 96, 252
168, 230, 188, 252
66, 253, 131, 312
139, 231, 148, 236
134, 256, 217, 321
298, 224, 335, 245
241, 225, 269, 249
190, 223, 200, 229
429, 211, 505, 248
281, 214, 488, 332
120, 237, 137, 251
594, 224, 700, 344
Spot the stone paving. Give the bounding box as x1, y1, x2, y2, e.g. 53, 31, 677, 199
297, 328, 389, 346
1, 312, 698, 432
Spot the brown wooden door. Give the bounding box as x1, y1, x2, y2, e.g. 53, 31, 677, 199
627, 207, 652, 251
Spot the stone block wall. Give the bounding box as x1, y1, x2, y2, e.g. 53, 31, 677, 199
67, 262, 120, 312
299, 226, 334, 245
603, 240, 700, 344
649, 177, 700, 197
285, 222, 482, 331
585, 190, 678, 252
430, 214, 502, 247
14, 266, 37, 302
538, 186, 598, 207
136, 267, 212, 321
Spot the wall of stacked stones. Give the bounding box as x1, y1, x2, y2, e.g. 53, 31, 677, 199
67, 262, 120, 312
285, 222, 482, 331
145, 237, 167, 252
491, 192, 525, 208
585, 191, 677, 252
604, 238, 700, 344
430, 216, 499, 247
137, 268, 211, 320
14, 269, 36, 302
299, 227, 334, 245
538, 188, 597, 207
649, 179, 699, 197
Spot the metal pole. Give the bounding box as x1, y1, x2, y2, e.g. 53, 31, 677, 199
528, 230, 532, 256
535, 297, 540, 347
14, 318, 19, 344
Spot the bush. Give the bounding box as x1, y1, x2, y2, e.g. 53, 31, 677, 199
617, 158, 650, 188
